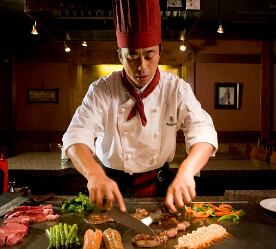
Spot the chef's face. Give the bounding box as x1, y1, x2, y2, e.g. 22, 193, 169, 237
118, 45, 160, 88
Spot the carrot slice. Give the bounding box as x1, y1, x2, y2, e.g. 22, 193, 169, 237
83, 229, 102, 249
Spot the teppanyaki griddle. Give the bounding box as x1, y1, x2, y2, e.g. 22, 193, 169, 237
1, 200, 276, 249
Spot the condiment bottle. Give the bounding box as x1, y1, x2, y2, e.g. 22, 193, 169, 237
0, 154, 9, 192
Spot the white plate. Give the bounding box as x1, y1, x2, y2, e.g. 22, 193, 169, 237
260, 198, 276, 212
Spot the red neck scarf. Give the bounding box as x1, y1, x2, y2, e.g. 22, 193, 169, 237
121, 69, 160, 126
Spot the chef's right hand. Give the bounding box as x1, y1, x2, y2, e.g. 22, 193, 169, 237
87, 174, 126, 212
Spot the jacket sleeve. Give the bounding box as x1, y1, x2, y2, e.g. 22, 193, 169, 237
62, 79, 110, 155
178, 81, 218, 156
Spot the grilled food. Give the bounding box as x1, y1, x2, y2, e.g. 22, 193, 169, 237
103, 228, 124, 249
175, 223, 232, 249
83, 229, 102, 249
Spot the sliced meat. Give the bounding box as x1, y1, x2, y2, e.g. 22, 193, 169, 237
5, 234, 24, 247
177, 221, 191, 231
4, 216, 31, 226
8, 204, 52, 212
4, 208, 53, 219
85, 213, 114, 225
0, 223, 28, 247
150, 217, 189, 238
131, 208, 149, 220
132, 234, 168, 248
0, 223, 28, 236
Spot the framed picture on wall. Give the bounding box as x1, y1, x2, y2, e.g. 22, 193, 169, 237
26, 88, 59, 103
215, 83, 241, 109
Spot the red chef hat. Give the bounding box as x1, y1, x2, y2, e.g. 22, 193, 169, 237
112, 0, 161, 48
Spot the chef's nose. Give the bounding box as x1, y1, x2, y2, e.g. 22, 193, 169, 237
138, 57, 147, 71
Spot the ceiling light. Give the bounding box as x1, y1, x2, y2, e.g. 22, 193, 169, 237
64, 42, 71, 52
82, 41, 87, 47
217, 23, 224, 33
180, 43, 186, 51
31, 21, 38, 35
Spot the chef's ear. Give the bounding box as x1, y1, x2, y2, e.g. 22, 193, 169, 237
117, 48, 123, 64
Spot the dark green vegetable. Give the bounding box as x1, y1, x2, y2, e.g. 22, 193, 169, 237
238, 209, 245, 217
62, 192, 94, 213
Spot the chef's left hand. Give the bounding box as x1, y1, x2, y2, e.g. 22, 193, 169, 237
164, 166, 196, 212
164, 142, 214, 212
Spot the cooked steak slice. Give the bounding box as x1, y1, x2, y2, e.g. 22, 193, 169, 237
85, 212, 114, 225
131, 208, 149, 220
150, 218, 190, 238
132, 234, 168, 248
177, 221, 191, 231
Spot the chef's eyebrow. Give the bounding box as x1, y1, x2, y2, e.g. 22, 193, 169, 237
128, 49, 155, 55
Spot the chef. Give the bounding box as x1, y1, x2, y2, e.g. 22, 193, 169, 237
62, 0, 218, 213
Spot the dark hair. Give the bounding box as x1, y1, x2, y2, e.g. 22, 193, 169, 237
118, 44, 162, 56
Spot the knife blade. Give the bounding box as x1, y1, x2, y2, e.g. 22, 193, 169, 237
141, 208, 162, 226
107, 205, 154, 235
0, 196, 29, 217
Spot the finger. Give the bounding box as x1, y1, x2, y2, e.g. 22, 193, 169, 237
164, 190, 177, 212
104, 193, 114, 211
95, 191, 105, 209
112, 185, 126, 212
174, 190, 185, 208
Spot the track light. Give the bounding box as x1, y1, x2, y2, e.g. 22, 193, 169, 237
217, 0, 224, 34
31, 21, 38, 35
64, 42, 71, 52
82, 41, 87, 47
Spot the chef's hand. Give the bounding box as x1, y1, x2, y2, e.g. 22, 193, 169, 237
164, 166, 196, 212
87, 173, 126, 212
164, 142, 214, 212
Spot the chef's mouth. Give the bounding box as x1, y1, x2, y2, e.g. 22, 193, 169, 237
136, 75, 150, 82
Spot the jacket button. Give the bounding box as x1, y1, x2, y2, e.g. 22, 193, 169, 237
121, 108, 126, 112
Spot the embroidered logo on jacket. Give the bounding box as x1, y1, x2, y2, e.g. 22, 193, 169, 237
166, 116, 177, 126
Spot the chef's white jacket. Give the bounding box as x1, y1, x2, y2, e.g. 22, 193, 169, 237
63, 70, 218, 174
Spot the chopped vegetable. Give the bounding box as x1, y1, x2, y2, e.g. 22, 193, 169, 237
62, 192, 94, 213
185, 202, 245, 221
217, 214, 239, 222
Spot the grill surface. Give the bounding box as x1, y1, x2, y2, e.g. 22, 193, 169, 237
1, 200, 276, 249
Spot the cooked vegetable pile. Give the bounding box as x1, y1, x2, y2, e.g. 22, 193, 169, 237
61, 192, 94, 213
185, 203, 245, 222
46, 223, 81, 249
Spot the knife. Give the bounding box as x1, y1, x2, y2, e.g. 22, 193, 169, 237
0, 196, 29, 217
107, 205, 154, 235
